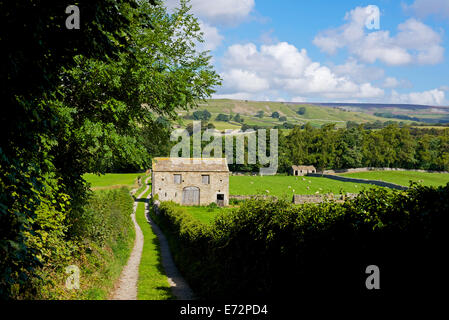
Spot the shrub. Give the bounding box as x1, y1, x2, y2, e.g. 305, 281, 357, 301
152, 184, 449, 299
18, 187, 134, 299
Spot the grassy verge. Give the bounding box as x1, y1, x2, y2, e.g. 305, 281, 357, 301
135, 183, 174, 300
83, 223, 136, 300
77, 188, 137, 300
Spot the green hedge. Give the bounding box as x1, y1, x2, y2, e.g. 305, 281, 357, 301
18, 187, 134, 299
151, 183, 449, 299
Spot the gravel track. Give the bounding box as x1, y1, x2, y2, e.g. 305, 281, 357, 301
110, 176, 194, 300
144, 192, 195, 300
109, 178, 149, 300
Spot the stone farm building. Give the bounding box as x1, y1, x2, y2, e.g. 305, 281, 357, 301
151, 157, 230, 206
291, 165, 316, 176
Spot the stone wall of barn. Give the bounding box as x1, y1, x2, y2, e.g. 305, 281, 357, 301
152, 171, 229, 206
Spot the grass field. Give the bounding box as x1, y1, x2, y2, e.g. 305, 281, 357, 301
337, 170, 449, 187
135, 183, 174, 300
83, 173, 143, 190
230, 175, 373, 198
180, 206, 229, 224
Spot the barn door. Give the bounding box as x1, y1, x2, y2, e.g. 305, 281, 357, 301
182, 187, 200, 205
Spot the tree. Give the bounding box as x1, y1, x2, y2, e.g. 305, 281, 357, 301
1, 0, 144, 298
256, 111, 264, 118
279, 116, 287, 122
0, 0, 220, 298
297, 107, 306, 115
193, 110, 212, 121
234, 113, 244, 123
215, 114, 230, 122
271, 111, 280, 118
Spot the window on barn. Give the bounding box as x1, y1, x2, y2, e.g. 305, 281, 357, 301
202, 175, 210, 184
174, 174, 181, 184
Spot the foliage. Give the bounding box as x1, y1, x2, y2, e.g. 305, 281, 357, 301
297, 107, 306, 115
271, 111, 280, 118
215, 114, 230, 122
193, 110, 212, 121
153, 184, 449, 299
1, 0, 219, 298
0, 0, 140, 299
284, 123, 449, 171
233, 113, 244, 123
17, 187, 134, 299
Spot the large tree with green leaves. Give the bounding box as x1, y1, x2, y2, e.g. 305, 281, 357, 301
0, 0, 220, 298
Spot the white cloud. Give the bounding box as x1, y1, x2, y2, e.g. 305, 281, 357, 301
313, 6, 444, 65
197, 20, 223, 51
217, 41, 385, 101
259, 29, 278, 45
291, 96, 308, 102
404, 0, 449, 20
213, 92, 254, 100
383, 77, 400, 88
165, 0, 255, 25
391, 89, 446, 105
331, 58, 385, 83
220, 69, 270, 93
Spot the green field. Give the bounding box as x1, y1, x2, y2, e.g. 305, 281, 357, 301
338, 170, 449, 187
83, 173, 143, 189
230, 175, 372, 198
180, 206, 228, 224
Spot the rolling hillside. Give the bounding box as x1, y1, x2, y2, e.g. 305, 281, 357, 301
177, 99, 417, 129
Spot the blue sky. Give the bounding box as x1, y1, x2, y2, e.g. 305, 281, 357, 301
166, 0, 449, 106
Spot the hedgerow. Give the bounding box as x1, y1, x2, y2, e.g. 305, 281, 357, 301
151, 183, 448, 299
15, 187, 134, 299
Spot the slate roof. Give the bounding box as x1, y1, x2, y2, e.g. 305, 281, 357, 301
291, 165, 316, 171
152, 157, 229, 172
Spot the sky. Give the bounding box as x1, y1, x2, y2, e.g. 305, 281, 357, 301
165, 0, 449, 106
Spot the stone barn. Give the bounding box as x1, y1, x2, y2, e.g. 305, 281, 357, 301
291, 165, 316, 176
151, 157, 229, 206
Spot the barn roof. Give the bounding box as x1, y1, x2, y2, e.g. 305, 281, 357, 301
292, 165, 316, 170
152, 157, 229, 172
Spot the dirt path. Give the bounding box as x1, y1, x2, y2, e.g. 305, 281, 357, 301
144, 193, 195, 300
110, 177, 150, 300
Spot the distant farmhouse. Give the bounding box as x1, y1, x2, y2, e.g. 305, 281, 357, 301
151, 157, 229, 206
291, 165, 316, 176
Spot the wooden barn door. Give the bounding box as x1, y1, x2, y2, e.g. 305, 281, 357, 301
182, 187, 200, 205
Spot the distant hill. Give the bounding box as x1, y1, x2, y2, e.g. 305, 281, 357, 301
301, 102, 449, 124
300, 102, 448, 110
175, 99, 449, 130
